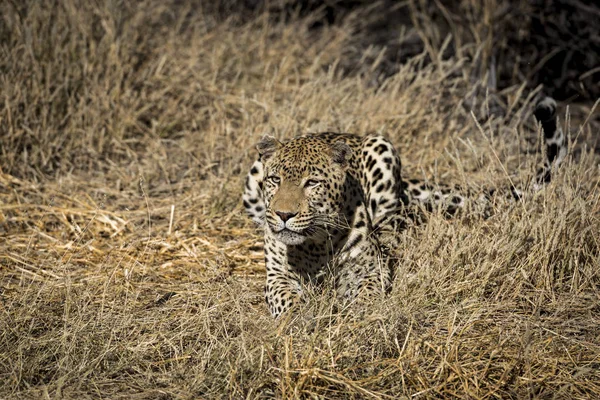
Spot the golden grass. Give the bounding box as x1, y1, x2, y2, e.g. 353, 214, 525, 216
1, 1, 599, 398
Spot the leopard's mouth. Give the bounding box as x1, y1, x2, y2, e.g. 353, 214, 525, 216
268, 220, 309, 235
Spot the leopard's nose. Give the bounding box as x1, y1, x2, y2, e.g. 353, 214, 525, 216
275, 211, 297, 222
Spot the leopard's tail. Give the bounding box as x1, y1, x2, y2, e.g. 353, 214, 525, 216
402, 96, 566, 214
532, 96, 566, 189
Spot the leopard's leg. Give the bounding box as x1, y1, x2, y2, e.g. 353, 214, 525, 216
262, 235, 304, 318
359, 135, 406, 223
242, 160, 266, 226
357, 135, 408, 253
332, 184, 394, 299
336, 236, 391, 302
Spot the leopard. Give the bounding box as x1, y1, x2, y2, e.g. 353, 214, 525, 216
243, 96, 565, 318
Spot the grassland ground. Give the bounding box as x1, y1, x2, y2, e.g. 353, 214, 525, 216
1, 1, 600, 398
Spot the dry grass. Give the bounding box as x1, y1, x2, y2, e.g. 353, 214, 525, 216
1, 1, 600, 398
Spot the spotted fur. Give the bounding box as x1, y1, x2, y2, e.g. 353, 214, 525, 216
243, 97, 564, 318
400, 97, 565, 212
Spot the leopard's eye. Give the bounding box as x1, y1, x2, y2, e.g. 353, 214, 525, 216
304, 179, 320, 188
267, 176, 281, 185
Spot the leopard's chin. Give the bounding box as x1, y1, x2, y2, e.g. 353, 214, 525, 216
273, 228, 307, 245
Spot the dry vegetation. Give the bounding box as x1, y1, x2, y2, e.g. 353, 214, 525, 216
1, 0, 600, 398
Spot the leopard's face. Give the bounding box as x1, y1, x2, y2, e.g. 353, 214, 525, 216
259, 137, 351, 246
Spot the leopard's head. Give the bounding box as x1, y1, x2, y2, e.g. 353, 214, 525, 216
257, 135, 352, 245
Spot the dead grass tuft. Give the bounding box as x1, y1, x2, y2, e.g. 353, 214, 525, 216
1, 1, 599, 398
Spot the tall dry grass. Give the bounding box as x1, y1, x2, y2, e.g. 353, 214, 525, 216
1, 0, 599, 398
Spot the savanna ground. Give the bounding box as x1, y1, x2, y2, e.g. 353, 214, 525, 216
1, 1, 600, 398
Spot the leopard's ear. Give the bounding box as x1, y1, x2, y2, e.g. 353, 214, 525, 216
330, 141, 352, 168
256, 135, 282, 161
